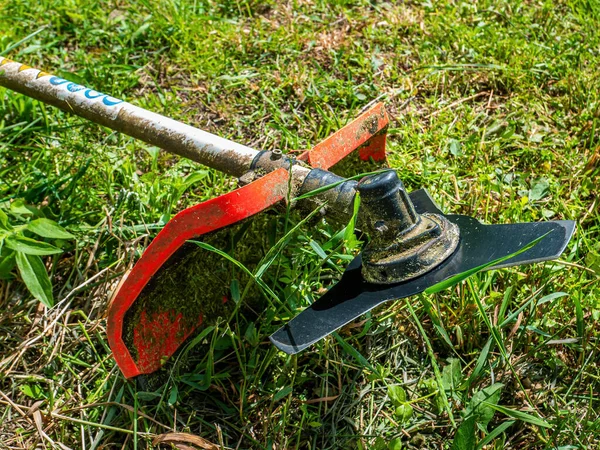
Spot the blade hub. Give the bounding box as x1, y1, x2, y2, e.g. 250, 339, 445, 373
361, 212, 459, 284
357, 170, 460, 284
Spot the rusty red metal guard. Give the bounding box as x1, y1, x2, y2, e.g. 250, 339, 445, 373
107, 168, 291, 378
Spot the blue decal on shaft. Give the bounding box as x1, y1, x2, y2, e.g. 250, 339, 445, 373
84, 90, 104, 99
66, 83, 85, 92
102, 96, 124, 106
49, 76, 69, 85
47, 76, 123, 107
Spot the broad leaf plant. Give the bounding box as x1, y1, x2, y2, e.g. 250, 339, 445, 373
0, 199, 74, 307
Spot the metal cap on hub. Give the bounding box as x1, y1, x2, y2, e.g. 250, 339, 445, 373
357, 170, 460, 284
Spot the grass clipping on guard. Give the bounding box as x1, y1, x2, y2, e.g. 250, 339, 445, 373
122, 214, 273, 370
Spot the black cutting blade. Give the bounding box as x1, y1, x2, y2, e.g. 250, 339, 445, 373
270, 189, 575, 354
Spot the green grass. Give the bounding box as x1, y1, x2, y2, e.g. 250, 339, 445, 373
1, 0, 599, 448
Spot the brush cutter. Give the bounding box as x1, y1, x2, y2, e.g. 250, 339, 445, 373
0, 57, 575, 379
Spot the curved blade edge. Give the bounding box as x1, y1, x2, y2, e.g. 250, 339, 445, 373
270, 218, 575, 354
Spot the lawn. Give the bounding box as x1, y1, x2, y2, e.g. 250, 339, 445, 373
0, 0, 599, 448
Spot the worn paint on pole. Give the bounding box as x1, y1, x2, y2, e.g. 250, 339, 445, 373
0, 57, 259, 176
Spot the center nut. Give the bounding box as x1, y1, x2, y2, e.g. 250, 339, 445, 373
356, 170, 460, 284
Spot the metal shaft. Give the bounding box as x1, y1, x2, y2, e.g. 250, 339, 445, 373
0, 57, 258, 177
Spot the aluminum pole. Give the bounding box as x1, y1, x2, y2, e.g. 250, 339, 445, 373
0, 57, 258, 177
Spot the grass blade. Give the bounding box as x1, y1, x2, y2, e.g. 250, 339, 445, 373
293, 169, 389, 201
406, 300, 455, 425
476, 421, 515, 450
466, 337, 494, 387
190, 241, 281, 307
483, 402, 551, 428
425, 231, 551, 294
333, 332, 376, 373
0, 26, 48, 56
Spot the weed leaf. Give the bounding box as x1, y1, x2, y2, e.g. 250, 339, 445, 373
537, 292, 568, 306
395, 403, 414, 422
27, 218, 75, 239
15, 252, 53, 307
168, 385, 178, 407
0, 209, 11, 229
0, 250, 16, 280
19, 383, 44, 399
574, 295, 584, 339
529, 179, 549, 201
273, 386, 292, 402
309, 240, 327, 259
181, 326, 215, 359
6, 235, 62, 255
442, 358, 463, 392
9, 199, 34, 216
388, 439, 402, 450
470, 383, 503, 430
388, 385, 407, 405
451, 415, 476, 450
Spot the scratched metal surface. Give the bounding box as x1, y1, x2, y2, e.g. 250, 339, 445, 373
0, 56, 259, 177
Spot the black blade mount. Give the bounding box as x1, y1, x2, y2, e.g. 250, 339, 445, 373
270, 189, 575, 354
